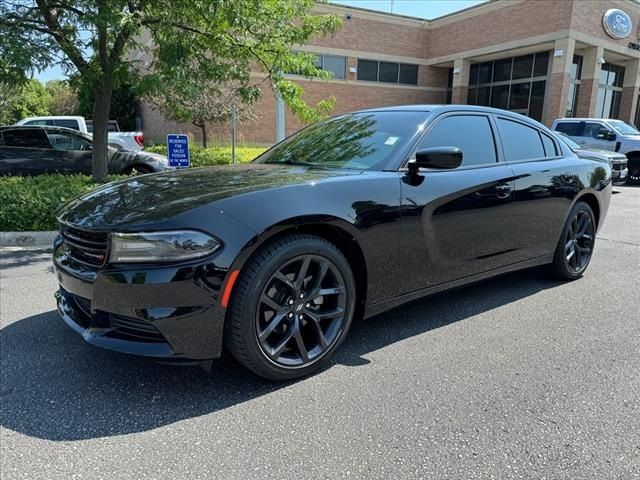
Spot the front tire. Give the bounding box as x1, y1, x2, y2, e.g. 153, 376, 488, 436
550, 201, 596, 280
224, 234, 356, 381
626, 156, 640, 185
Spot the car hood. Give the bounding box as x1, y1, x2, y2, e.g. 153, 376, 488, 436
57, 163, 359, 229
575, 148, 626, 161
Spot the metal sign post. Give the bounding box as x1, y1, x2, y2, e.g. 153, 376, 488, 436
231, 106, 237, 164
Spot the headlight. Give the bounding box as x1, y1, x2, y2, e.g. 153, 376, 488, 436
109, 230, 221, 263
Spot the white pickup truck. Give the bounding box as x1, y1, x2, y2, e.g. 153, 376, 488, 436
15, 116, 144, 151
551, 118, 640, 184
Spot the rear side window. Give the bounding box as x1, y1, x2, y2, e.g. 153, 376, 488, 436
418, 115, 497, 167
0, 129, 52, 149
24, 119, 54, 127
497, 118, 545, 161
53, 119, 81, 130
541, 132, 557, 157
554, 122, 580, 136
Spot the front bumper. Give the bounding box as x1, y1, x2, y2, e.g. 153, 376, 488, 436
53, 247, 229, 361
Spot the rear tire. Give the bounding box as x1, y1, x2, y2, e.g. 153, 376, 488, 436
626, 156, 640, 185
123, 164, 153, 175
224, 234, 356, 381
550, 201, 596, 280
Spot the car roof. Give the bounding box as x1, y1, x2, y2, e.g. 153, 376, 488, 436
18, 115, 84, 121
356, 104, 548, 127
554, 118, 616, 122
0, 125, 87, 134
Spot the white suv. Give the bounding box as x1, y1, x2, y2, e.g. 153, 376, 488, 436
551, 118, 640, 184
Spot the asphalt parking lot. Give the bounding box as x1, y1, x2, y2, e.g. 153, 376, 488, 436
1, 185, 639, 480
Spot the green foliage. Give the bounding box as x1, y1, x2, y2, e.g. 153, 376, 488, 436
0, 79, 51, 124
45, 80, 79, 116
146, 145, 266, 167
0, 174, 126, 231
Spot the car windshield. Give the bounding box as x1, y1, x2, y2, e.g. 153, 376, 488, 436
556, 132, 582, 151
254, 111, 427, 170
607, 120, 640, 136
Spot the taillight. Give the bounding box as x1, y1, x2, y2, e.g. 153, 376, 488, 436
134, 134, 144, 147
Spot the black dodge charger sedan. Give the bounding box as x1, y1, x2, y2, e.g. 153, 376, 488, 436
53, 105, 612, 380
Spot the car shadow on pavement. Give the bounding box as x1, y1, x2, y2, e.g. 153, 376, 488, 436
0, 267, 560, 441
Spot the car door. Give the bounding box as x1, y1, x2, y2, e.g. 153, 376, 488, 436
495, 116, 580, 262
44, 129, 93, 174
582, 121, 617, 151
0, 128, 65, 175
397, 112, 516, 292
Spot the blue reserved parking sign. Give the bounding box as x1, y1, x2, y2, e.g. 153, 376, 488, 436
167, 134, 190, 168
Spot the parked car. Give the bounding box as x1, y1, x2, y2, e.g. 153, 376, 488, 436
0, 126, 169, 175
551, 118, 640, 184
15, 115, 144, 151
555, 132, 628, 184
53, 105, 611, 381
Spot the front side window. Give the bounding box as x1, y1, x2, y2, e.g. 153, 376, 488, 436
497, 118, 545, 161
45, 130, 92, 151
0, 129, 52, 149
418, 115, 497, 167
255, 111, 427, 171
583, 122, 611, 139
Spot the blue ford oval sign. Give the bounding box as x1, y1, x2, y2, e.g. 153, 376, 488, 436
602, 9, 632, 39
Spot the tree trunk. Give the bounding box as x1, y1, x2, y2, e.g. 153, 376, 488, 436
91, 76, 113, 182
200, 123, 208, 148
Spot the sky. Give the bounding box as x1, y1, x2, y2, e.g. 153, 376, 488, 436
36, 0, 486, 82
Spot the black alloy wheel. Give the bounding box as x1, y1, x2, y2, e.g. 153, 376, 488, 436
551, 201, 596, 280
257, 255, 347, 366
225, 234, 356, 381
564, 210, 594, 274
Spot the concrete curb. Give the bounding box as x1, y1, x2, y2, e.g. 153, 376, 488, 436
0, 231, 57, 249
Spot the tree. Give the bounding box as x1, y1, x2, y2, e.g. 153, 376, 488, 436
149, 80, 258, 147
0, 79, 51, 124
45, 80, 79, 116
1, 1, 341, 181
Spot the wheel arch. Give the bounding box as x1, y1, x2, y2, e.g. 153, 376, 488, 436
229, 216, 368, 319
574, 192, 600, 228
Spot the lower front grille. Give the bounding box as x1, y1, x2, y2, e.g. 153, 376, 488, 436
110, 315, 166, 343
61, 225, 108, 267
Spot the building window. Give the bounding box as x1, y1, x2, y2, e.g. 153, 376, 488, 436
287, 53, 346, 79
566, 55, 582, 117
595, 63, 625, 119
467, 51, 550, 121
357, 59, 419, 85
635, 96, 640, 129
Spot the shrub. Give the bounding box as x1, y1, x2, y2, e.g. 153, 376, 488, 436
146, 145, 266, 167
0, 174, 126, 231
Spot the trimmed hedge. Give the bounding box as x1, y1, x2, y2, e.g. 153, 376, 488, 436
0, 174, 126, 232
146, 145, 266, 167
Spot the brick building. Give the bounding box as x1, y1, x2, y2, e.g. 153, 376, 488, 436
140, 0, 640, 145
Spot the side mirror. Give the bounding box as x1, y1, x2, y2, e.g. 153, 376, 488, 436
606, 131, 616, 141
408, 147, 463, 172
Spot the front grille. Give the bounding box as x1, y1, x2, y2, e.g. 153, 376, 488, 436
61, 225, 108, 267
612, 162, 626, 171
110, 315, 166, 343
